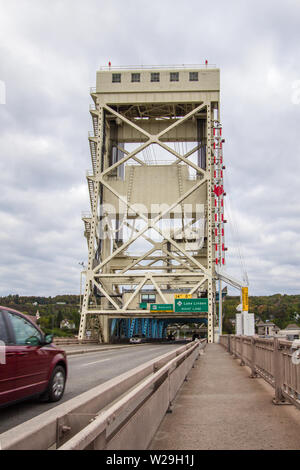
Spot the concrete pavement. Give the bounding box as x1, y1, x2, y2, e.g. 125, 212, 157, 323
150, 343, 300, 450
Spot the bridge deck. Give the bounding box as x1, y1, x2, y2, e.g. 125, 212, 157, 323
150, 343, 300, 450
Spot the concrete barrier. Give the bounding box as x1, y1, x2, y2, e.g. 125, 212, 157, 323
0, 340, 206, 450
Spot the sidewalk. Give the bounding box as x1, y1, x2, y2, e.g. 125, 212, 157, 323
150, 343, 300, 450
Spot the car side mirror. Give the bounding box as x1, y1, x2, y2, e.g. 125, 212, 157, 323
25, 336, 40, 346
44, 334, 53, 345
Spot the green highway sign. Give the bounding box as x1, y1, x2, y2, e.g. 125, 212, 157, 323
175, 298, 208, 313
150, 304, 173, 312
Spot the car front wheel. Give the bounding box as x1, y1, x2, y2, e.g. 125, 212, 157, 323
46, 365, 66, 402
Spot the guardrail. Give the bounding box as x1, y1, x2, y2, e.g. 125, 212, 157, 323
53, 338, 98, 345
0, 340, 205, 450
219, 335, 300, 409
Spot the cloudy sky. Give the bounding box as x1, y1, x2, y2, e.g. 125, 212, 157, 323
0, 0, 299, 297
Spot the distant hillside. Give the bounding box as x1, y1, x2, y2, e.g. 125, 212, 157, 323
0, 294, 80, 336
1, 293, 299, 335
222, 294, 300, 332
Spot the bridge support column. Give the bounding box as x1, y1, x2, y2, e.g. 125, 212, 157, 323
206, 103, 214, 343
272, 337, 291, 405
100, 315, 110, 343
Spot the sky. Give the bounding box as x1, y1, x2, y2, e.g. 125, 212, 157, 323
0, 0, 300, 297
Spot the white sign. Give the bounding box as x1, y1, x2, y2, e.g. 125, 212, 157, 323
235, 314, 242, 335
242, 312, 255, 336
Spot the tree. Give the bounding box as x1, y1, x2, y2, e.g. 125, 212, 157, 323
56, 310, 64, 328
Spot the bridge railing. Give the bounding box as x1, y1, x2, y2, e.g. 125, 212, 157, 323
0, 339, 206, 450
220, 335, 300, 409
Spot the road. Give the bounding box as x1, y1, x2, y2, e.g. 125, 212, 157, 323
0, 343, 180, 434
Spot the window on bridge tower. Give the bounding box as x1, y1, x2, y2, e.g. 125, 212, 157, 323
189, 72, 199, 81
131, 73, 140, 82
150, 72, 160, 82
112, 73, 121, 83
141, 293, 156, 303
170, 72, 179, 82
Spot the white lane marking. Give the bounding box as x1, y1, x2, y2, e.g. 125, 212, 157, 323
82, 358, 111, 366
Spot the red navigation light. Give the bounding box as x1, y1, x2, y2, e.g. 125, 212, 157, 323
213, 186, 223, 197
108, 61, 111, 67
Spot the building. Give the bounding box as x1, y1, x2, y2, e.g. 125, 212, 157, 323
257, 321, 280, 336
60, 319, 75, 330
278, 323, 300, 340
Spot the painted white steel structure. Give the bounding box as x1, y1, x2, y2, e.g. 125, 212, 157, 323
78, 65, 223, 343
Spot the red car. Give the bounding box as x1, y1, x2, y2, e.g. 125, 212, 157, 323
0, 307, 68, 407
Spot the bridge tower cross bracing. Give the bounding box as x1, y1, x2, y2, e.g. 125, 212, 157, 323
78, 65, 223, 343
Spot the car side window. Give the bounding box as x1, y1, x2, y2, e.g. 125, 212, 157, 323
7, 313, 42, 345
0, 311, 9, 344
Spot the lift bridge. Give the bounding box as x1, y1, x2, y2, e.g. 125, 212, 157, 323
78, 64, 226, 343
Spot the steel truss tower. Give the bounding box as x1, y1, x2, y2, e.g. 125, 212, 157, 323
78, 65, 224, 343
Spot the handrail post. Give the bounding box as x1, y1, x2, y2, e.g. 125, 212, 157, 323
240, 337, 245, 366
273, 337, 285, 404
250, 337, 257, 378
228, 334, 231, 353
233, 336, 237, 358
